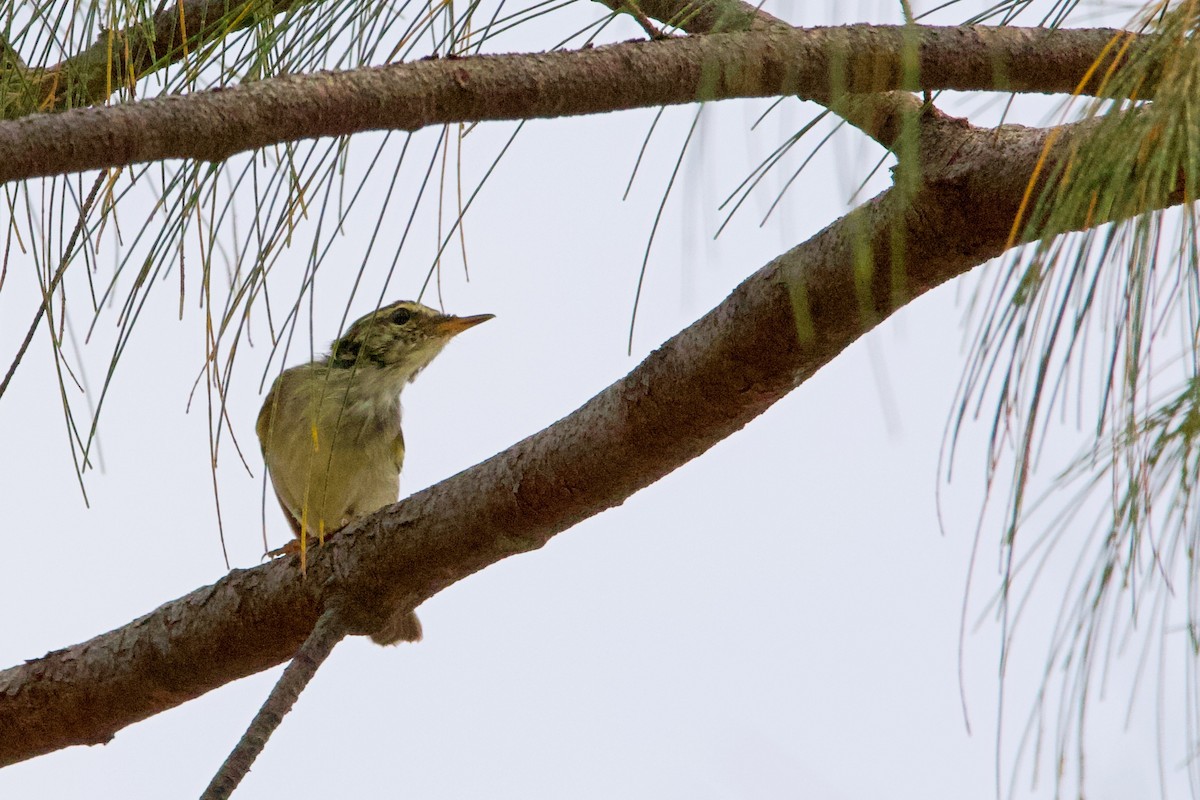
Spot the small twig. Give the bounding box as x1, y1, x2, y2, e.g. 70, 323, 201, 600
620, 0, 667, 39
201, 608, 348, 800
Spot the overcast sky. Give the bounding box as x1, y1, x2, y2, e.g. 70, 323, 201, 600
2, 1, 1194, 798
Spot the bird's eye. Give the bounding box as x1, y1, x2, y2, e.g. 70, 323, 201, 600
392, 308, 412, 325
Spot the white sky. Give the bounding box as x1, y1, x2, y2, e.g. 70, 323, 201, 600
1, 1, 1195, 798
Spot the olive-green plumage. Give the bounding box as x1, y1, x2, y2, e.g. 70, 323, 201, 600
257, 299, 493, 645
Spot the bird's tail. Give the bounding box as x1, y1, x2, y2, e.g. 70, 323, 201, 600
370, 610, 423, 645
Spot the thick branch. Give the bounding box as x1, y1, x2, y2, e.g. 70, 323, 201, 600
0, 25, 1152, 184
2, 100, 1189, 765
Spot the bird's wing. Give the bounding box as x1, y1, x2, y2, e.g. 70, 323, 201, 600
273, 486, 303, 538
255, 380, 279, 454
258, 375, 304, 539
391, 427, 406, 473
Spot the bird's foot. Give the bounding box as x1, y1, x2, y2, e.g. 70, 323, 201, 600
265, 540, 301, 559
264, 531, 342, 560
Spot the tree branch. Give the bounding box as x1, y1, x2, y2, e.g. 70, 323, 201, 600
2, 0, 311, 118
201, 609, 347, 800
0, 24, 1153, 184
592, 0, 926, 147
2, 94, 1191, 766
600, 0, 786, 34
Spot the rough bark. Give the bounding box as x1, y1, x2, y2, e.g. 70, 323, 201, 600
0, 24, 1152, 183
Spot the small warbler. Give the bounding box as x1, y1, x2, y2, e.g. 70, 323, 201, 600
256, 300, 493, 644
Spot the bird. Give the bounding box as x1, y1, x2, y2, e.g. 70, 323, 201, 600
256, 299, 493, 644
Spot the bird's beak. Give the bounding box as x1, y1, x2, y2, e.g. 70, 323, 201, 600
435, 313, 495, 336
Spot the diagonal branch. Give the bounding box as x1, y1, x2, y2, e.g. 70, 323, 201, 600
0, 25, 1155, 184
201, 609, 347, 800
2, 99, 1192, 766
3, 0, 314, 118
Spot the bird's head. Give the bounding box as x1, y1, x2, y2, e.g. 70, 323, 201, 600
329, 300, 493, 385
